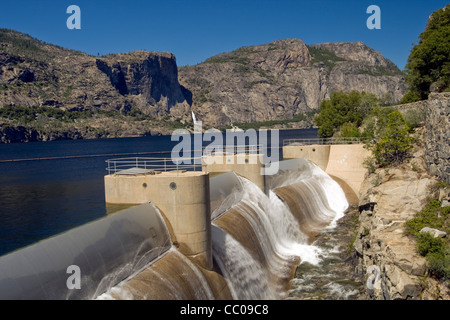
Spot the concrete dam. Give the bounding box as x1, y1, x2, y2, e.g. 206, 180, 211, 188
0, 141, 368, 300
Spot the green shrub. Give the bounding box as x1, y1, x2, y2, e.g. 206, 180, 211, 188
372, 110, 413, 166
363, 156, 377, 174
426, 250, 450, 279
403, 5, 450, 100
363, 227, 370, 236
336, 121, 361, 138
405, 200, 445, 236
417, 232, 444, 256
416, 234, 449, 279
399, 90, 421, 104
406, 191, 450, 280
314, 91, 378, 138
404, 108, 426, 130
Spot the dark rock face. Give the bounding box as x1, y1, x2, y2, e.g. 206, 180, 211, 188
96, 59, 128, 95
0, 29, 190, 119
95, 51, 189, 116
0, 125, 38, 143
424, 92, 450, 184
17, 68, 34, 82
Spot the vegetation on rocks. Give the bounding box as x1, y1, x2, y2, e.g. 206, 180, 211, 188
405, 181, 450, 280
307, 45, 347, 70
370, 110, 413, 166
315, 90, 415, 168
228, 110, 318, 131
401, 4, 450, 103
0, 104, 193, 143
314, 90, 379, 138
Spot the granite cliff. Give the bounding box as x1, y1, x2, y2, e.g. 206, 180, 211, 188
179, 39, 407, 128
0, 29, 189, 116
0, 29, 192, 142
352, 93, 450, 300
0, 29, 407, 142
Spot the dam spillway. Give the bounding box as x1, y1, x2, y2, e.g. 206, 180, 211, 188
0, 202, 172, 299
98, 158, 350, 300
0, 155, 351, 300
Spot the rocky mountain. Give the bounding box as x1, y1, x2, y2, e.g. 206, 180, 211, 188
0, 28, 193, 142
0, 29, 189, 117
0, 29, 407, 142
179, 39, 407, 128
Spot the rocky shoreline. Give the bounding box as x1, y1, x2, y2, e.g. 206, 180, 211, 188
0, 121, 171, 143
288, 128, 449, 300
352, 134, 449, 300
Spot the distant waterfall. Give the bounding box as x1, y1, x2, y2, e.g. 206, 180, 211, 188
191, 111, 198, 125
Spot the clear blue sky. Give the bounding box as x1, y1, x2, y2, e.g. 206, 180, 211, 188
0, 0, 448, 69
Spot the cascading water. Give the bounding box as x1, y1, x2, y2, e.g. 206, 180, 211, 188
97, 248, 217, 300
0, 202, 172, 300
96, 158, 350, 300
211, 159, 348, 299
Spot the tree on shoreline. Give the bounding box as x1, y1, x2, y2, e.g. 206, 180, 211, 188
401, 5, 450, 103
314, 91, 378, 138
372, 110, 413, 166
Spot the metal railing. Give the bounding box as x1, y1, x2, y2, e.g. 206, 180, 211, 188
202, 144, 262, 155
283, 137, 367, 146
105, 157, 206, 175
105, 145, 265, 175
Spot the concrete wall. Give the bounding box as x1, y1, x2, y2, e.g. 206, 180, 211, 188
283, 144, 371, 198
105, 171, 212, 269
203, 153, 265, 192
283, 145, 330, 171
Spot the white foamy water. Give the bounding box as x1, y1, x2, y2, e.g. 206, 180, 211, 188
211, 225, 275, 300
95, 158, 350, 300
211, 159, 349, 299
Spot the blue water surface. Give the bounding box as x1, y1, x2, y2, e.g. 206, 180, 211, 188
0, 129, 317, 256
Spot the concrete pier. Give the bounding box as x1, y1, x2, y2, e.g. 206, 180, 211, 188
202, 153, 266, 192
105, 170, 212, 270
283, 143, 371, 200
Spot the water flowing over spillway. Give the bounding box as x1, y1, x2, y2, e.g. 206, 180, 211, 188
0, 203, 172, 300
98, 158, 349, 300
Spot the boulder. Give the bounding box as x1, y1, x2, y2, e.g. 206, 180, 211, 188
419, 227, 447, 238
